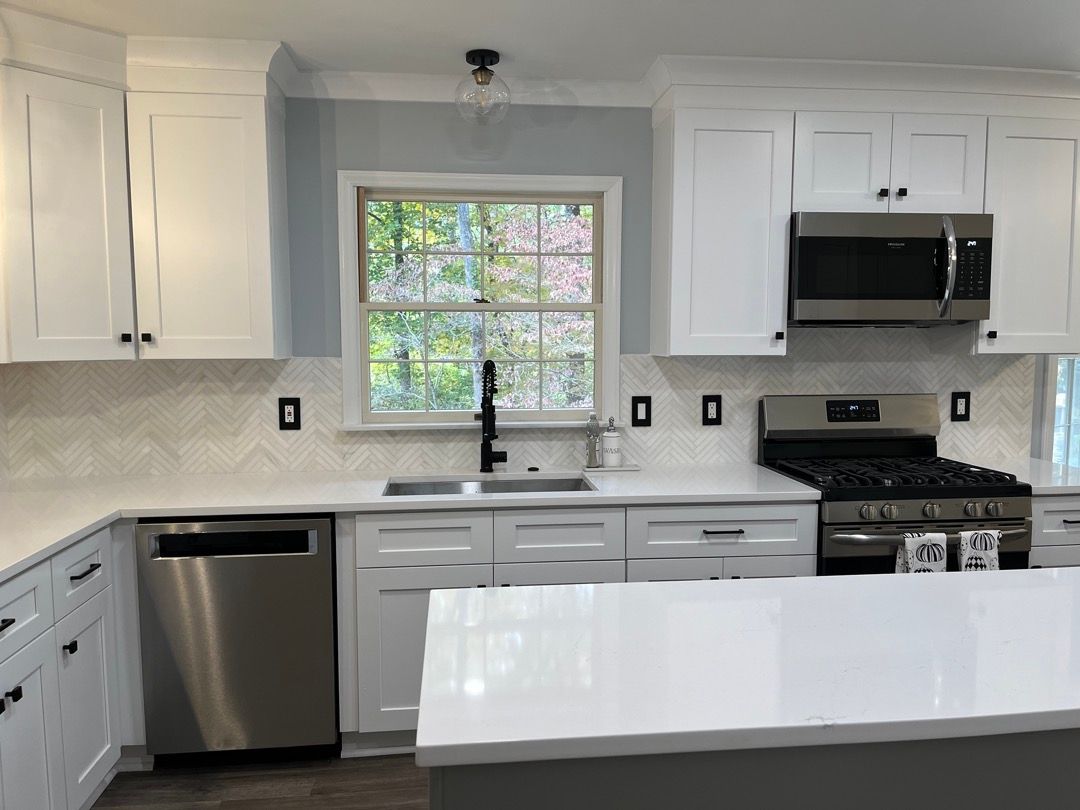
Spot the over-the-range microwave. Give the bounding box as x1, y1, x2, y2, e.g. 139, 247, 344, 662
789, 212, 993, 325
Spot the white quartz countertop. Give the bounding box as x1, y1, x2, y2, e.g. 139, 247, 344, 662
416, 566, 1080, 767
0, 463, 818, 582
969, 456, 1080, 496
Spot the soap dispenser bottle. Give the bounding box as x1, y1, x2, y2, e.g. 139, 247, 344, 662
602, 417, 622, 468
585, 413, 602, 468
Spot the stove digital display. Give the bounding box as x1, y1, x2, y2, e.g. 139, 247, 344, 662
826, 399, 881, 422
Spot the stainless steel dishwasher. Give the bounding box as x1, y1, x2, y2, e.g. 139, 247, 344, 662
135, 517, 336, 755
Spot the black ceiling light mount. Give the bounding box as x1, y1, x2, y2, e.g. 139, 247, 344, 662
456, 49, 511, 124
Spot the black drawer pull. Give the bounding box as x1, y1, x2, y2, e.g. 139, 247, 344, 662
62, 640, 78, 655
1063, 520, 1080, 526
730, 575, 742, 580
4, 686, 22, 703
0, 618, 14, 633
70, 563, 101, 583
708, 576, 720, 580
702, 529, 745, 536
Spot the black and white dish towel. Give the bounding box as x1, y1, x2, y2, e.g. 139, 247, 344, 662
895, 532, 947, 573
959, 530, 1001, 571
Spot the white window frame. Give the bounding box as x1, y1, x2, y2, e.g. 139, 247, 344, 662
1039, 354, 1080, 462
337, 171, 622, 430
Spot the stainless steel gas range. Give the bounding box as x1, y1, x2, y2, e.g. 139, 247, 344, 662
758, 393, 1032, 575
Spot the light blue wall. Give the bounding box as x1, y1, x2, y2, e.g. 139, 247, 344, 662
284, 99, 652, 357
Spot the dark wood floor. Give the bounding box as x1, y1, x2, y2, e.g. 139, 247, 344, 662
93, 754, 427, 809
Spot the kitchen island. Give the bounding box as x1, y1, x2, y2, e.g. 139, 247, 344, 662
417, 568, 1080, 809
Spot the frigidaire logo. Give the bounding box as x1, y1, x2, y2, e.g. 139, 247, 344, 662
887, 242, 905, 248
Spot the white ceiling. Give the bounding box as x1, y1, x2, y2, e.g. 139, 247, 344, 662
10, 0, 1080, 80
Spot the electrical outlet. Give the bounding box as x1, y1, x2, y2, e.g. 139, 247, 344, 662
631, 396, 652, 427
279, 397, 301, 430
702, 395, 722, 426
951, 391, 971, 422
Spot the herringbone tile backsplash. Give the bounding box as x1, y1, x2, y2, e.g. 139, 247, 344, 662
0, 328, 1034, 479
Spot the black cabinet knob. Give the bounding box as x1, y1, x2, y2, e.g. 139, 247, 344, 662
877, 188, 889, 198
140, 333, 153, 343
0, 618, 14, 633
775, 331, 785, 340
896, 187, 909, 198
120, 333, 133, 343
62, 640, 78, 655
4, 686, 22, 703
987, 330, 998, 339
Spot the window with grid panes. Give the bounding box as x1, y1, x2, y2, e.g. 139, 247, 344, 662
359, 190, 602, 423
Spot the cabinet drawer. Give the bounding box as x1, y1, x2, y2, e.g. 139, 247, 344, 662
494, 560, 625, 586
627, 558, 725, 582
1033, 498, 1080, 546
1030, 545, 1080, 568
494, 509, 625, 562
0, 562, 54, 665
50, 528, 111, 619
724, 555, 816, 579
627, 504, 817, 558
356, 512, 493, 567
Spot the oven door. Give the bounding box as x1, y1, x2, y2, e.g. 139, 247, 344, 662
819, 520, 1031, 575
790, 213, 960, 323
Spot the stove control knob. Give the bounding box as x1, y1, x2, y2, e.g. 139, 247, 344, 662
859, 503, 877, 521
964, 501, 983, 518
986, 501, 1005, 518
923, 502, 942, 519
880, 503, 900, 520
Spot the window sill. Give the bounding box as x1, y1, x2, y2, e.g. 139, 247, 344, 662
342, 420, 586, 432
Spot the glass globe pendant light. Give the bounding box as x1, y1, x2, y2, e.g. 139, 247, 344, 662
455, 49, 511, 124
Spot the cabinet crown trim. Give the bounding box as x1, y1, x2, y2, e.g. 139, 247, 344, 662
0, 6, 127, 88
126, 37, 298, 95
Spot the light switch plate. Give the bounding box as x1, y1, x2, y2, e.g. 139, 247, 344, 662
702, 395, 722, 426
631, 396, 652, 427
279, 397, 301, 430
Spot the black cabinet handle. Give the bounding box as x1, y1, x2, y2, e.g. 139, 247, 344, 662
0, 701, 5, 715
140, 333, 153, 343
62, 640, 78, 655
0, 618, 14, 633
774, 331, 785, 340
70, 563, 101, 583
1062, 520, 1080, 526
730, 575, 742, 580
708, 576, 720, 580
896, 187, 908, 198
120, 333, 133, 343
987, 330, 998, 339
4, 686, 22, 703
702, 529, 745, 536
1031, 565, 1043, 569
877, 188, 889, 198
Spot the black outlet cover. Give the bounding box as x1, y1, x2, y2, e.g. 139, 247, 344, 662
951, 391, 971, 422
279, 397, 301, 430
631, 396, 652, 427
702, 395, 722, 426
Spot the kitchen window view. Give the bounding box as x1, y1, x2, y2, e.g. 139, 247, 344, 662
1052, 356, 1080, 464
359, 191, 603, 423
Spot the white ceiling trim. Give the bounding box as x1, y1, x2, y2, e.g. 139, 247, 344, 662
288, 70, 651, 108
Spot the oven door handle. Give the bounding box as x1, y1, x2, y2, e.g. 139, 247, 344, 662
831, 528, 1027, 548
938, 214, 958, 318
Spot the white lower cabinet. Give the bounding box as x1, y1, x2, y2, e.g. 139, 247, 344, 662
626, 504, 817, 559
627, 555, 815, 582
55, 587, 120, 810
723, 555, 816, 579
1030, 546, 1080, 569
493, 509, 625, 563
494, 560, 625, 587
355, 565, 492, 732
0, 628, 66, 810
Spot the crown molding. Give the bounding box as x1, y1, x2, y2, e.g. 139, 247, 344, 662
0, 4, 126, 88
126, 36, 298, 96
648, 55, 1080, 102
288, 70, 651, 108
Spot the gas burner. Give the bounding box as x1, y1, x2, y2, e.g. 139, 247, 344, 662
775, 456, 1020, 493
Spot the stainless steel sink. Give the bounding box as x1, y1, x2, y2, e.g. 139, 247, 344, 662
382, 475, 595, 496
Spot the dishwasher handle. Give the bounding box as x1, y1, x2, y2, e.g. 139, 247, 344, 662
146, 525, 319, 559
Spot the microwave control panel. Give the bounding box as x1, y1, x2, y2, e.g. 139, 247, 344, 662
954, 238, 991, 300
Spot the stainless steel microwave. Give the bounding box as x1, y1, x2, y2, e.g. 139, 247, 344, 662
789, 212, 993, 325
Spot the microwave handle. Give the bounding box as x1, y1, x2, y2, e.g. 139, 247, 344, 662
938, 214, 958, 318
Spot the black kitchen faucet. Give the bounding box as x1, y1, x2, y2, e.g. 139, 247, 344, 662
478, 360, 507, 473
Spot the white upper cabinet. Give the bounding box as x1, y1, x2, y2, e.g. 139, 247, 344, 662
0, 67, 135, 362
976, 117, 1080, 355
127, 91, 291, 359
889, 114, 987, 213
793, 111, 986, 213
652, 108, 793, 356
793, 111, 893, 212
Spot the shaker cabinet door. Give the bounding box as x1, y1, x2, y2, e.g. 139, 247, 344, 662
0, 67, 135, 362
793, 111, 893, 212
890, 114, 987, 213
978, 117, 1080, 354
